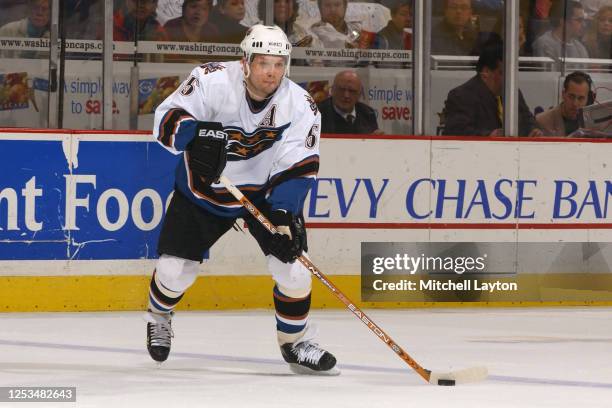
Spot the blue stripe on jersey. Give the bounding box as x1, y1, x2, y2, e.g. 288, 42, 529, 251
276, 316, 307, 334
174, 150, 317, 217
149, 294, 173, 313
273, 284, 284, 297
175, 164, 267, 218
268, 177, 314, 214
158, 109, 197, 152
173, 119, 198, 152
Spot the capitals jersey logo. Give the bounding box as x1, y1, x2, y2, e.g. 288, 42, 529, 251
305, 94, 318, 115
225, 123, 290, 161
200, 62, 225, 75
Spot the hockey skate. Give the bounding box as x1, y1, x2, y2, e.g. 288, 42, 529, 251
280, 326, 340, 376
144, 311, 174, 362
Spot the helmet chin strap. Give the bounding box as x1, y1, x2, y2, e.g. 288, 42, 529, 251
243, 57, 251, 79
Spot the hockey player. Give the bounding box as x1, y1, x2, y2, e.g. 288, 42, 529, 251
144, 24, 338, 375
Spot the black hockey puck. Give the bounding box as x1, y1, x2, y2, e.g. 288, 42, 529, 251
438, 379, 456, 386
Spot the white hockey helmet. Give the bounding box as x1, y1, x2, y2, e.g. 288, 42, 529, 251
240, 24, 292, 77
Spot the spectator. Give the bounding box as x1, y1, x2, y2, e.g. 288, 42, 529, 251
582, 5, 612, 59
114, 0, 168, 41
257, 0, 321, 47
532, 1, 589, 59
310, 0, 362, 48
0, 0, 49, 58
373, 0, 412, 50
209, 0, 248, 44
523, 0, 553, 56
317, 70, 381, 134
536, 71, 594, 136
64, 0, 103, 40
164, 0, 218, 42
431, 0, 479, 55
442, 43, 543, 137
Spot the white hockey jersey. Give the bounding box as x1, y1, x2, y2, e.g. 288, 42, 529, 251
153, 60, 321, 217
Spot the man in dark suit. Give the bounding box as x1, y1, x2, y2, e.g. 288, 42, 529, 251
318, 70, 381, 134
442, 43, 543, 137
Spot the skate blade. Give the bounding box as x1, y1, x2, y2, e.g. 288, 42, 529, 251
288, 363, 341, 376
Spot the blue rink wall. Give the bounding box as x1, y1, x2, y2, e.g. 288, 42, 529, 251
1, 130, 612, 311
0, 132, 177, 260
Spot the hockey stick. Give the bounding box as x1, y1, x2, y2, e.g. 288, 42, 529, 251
219, 175, 488, 385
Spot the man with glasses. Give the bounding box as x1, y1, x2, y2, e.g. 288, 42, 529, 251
533, 0, 589, 59
318, 70, 381, 134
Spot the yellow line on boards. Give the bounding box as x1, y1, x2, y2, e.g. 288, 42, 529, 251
0, 275, 611, 312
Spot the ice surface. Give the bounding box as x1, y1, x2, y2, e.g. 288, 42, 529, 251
1, 308, 611, 407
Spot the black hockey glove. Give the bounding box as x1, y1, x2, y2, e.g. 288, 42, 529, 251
267, 210, 307, 264
186, 121, 228, 186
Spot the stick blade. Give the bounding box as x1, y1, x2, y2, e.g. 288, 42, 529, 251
428, 366, 488, 386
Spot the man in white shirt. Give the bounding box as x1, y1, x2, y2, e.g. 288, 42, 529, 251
533, 0, 589, 59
